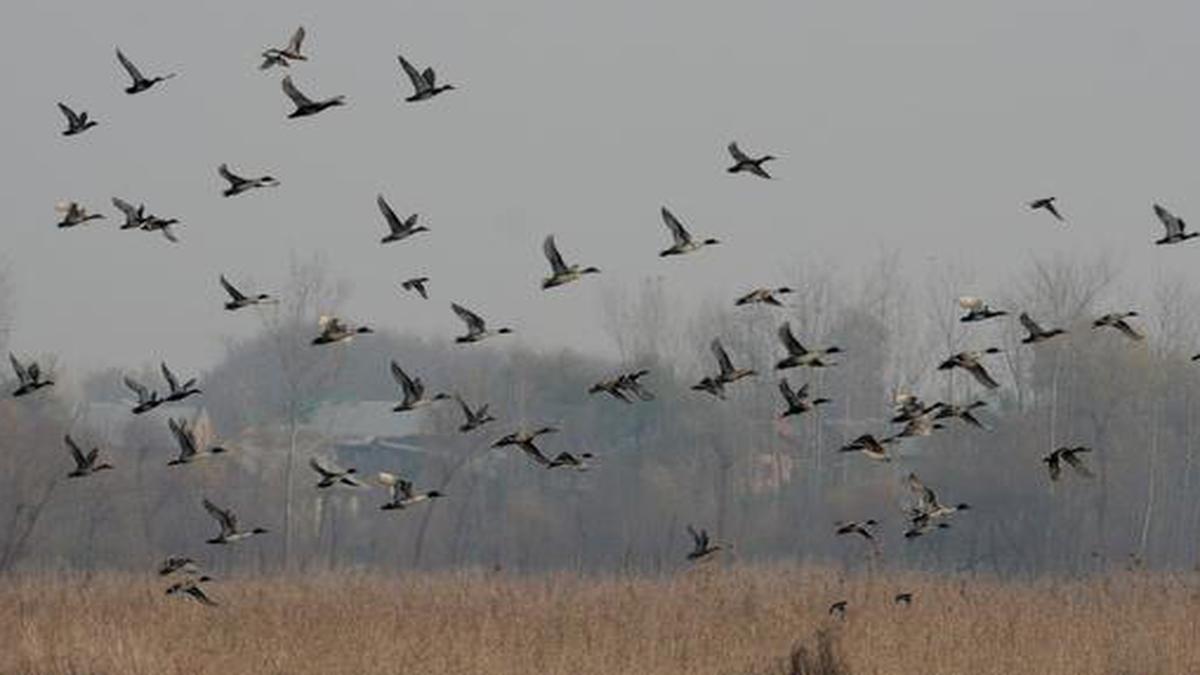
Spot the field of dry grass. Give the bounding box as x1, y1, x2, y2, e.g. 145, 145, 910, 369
2, 565, 1199, 675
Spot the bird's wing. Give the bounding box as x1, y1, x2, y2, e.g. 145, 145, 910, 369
422, 67, 437, 87
710, 339, 734, 375
219, 275, 247, 302
1019, 313, 1043, 336
727, 142, 750, 163
281, 76, 314, 107
451, 303, 485, 333
160, 363, 179, 392
124, 376, 150, 403
57, 102, 81, 126
1115, 320, 1144, 341
660, 207, 691, 246
1155, 204, 1182, 236
1063, 449, 1094, 477
966, 362, 1000, 389
9, 354, 28, 384
169, 418, 197, 458
455, 395, 474, 420
397, 54, 428, 92
287, 26, 306, 54
390, 360, 417, 397
111, 197, 140, 220
778, 379, 800, 407
777, 322, 806, 355
202, 498, 236, 533
543, 235, 569, 275
398, 479, 415, 500
309, 456, 336, 478
217, 163, 245, 185
376, 194, 404, 234
116, 48, 144, 82
64, 435, 86, 467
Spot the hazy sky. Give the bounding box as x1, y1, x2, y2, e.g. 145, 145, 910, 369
3, 0, 1199, 378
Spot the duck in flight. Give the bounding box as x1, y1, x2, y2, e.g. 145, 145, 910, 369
219, 274, 275, 311
454, 394, 496, 432
312, 315, 373, 345
777, 378, 830, 418
937, 349, 1002, 389
542, 235, 600, 289
377, 195, 429, 244
835, 519, 878, 542
165, 577, 217, 607
685, 525, 723, 562
905, 473, 970, 532
9, 354, 53, 397
167, 417, 226, 467
124, 375, 163, 415
65, 435, 114, 478
160, 362, 201, 403
158, 556, 200, 577
838, 434, 893, 461
930, 400, 988, 429
708, 338, 756, 390
1043, 446, 1094, 481
282, 75, 345, 118
451, 303, 512, 344
1154, 204, 1197, 245
590, 369, 654, 403
1028, 197, 1064, 222
218, 164, 279, 197
726, 142, 775, 179
492, 426, 559, 466
401, 277, 430, 299
112, 197, 179, 242
958, 296, 1007, 323
735, 287, 793, 307
378, 473, 444, 510
55, 201, 104, 228
261, 26, 307, 69
659, 207, 719, 257
391, 360, 450, 412
57, 103, 97, 136
1019, 313, 1067, 344
309, 456, 362, 488
1093, 311, 1143, 341
203, 498, 268, 544
116, 48, 175, 94
776, 322, 841, 369
397, 53, 455, 102
690, 375, 726, 400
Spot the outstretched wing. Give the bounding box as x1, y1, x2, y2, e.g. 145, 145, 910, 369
777, 322, 807, 355
778, 378, 801, 407
728, 142, 751, 163
451, 303, 486, 333
660, 207, 692, 246
281, 76, 314, 107
111, 197, 141, 221
169, 417, 197, 459
710, 338, 734, 375
1019, 312, 1043, 336
64, 434, 86, 467
966, 362, 1000, 389
287, 26, 306, 54
219, 275, 247, 302
397, 54, 428, 92
161, 362, 179, 392
116, 48, 144, 82
202, 498, 236, 533
124, 376, 150, 403
1154, 204, 1183, 236
57, 102, 82, 126
309, 456, 337, 478
543, 235, 569, 275
218, 163, 246, 186
422, 67, 436, 87
9, 354, 28, 385
390, 360, 420, 398
377, 194, 404, 234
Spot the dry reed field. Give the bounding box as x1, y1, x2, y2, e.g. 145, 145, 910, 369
3, 566, 1200, 675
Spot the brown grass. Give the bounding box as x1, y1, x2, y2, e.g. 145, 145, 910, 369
2, 566, 1198, 675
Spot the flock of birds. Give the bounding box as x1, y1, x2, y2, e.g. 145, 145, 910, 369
11, 24, 1197, 610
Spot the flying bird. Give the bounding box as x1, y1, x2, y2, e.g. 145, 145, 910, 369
735, 287, 793, 307
65, 435, 114, 478
391, 360, 450, 412
710, 338, 756, 386
160, 362, 201, 403
685, 525, 722, 562
541, 235, 600, 289
659, 207, 720, 257
776, 322, 841, 369
309, 456, 362, 488
218, 164, 279, 197
835, 519, 878, 542
116, 48, 175, 94
55, 201, 104, 228
261, 26, 307, 69
454, 394, 496, 432
401, 277, 430, 299
1043, 446, 1094, 481
1019, 313, 1067, 344
492, 427, 560, 467
378, 473, 444, 509
1092, 312, 1144, 341
451, 303, 512, 343
167, 417, 227, 467
930, 401, 988, 429
377, 194, 429, 244
1028, 197, 1064, 222
397, 53, 455, 102
1153, 204, 1197, 245
9, 354, 53, 397
57, 103, 98, 136
937, 349, 1002, 389
165, 577, 217, 607
838, 434, 892, 461
312, 316, 373, 345
203, 498, 268, 544
219, 275, 275, 311
726, 142, 775, 179
282, 75, 345, 118
124, 375, 163, 415
957, 297, 1007, 323
777, 378, 830, 418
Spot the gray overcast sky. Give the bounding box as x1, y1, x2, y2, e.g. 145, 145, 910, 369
3, 0, 1199, 376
